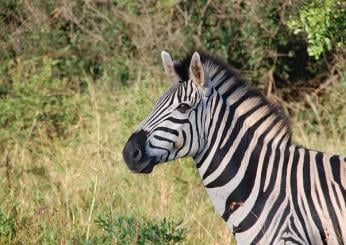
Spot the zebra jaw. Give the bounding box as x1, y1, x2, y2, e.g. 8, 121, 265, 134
123, 152, 157, 174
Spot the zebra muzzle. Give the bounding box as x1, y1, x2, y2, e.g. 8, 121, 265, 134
122, 130, 152, 173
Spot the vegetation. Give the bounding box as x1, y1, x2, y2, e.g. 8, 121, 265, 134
91, 215, 186, 244
288, 0, 346, 59
0, 0, 345, 244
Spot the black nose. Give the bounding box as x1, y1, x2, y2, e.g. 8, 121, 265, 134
122, 130, 148, 169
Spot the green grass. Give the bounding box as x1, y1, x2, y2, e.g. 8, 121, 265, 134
91, 215, 186, 244
1, 64, 345, 244
0, 71, 234, 244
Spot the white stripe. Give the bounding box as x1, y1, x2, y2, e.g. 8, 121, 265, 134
263, 121, 286, 192
233, 137, 289, 244
296, 148, 321, 243
203, 106, 270, 185
225, 118, 281, 222
198, 107, 229, 176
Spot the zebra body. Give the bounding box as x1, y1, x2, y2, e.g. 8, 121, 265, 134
122, 51, 346, 244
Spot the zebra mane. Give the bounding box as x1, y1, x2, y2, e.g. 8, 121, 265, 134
174, 51, 292, 139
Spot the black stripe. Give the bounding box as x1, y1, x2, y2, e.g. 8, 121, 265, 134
252, 137, 290, 243
290, 146, 312, 244
165, 117, 189, 124
147, 111, 172, 129
206, 90, 213, 105
174, 130, 187, 158
198, 92, 263, 170
268, 203, 290, 244
214, 73, 232, 89
216, 77, 242, 96
177, 85, 182, 103
289, 216, 305, 243
236, 133, 285, 235
332, 184, 342, 210
168, 90, 176, 105
303, 150, 327, 244
330, 156, 346, 204
153, 135, 175, 147
206, 95, 222, 138
194, 101, 202, 152
195, 94, 216, 162
184, 119, 194, 158
188, 81, 193, 100
282, 237, 304, 244
148, 141, 168, 151
315, 152, 343, 244
206, 110, 271, 188
196, 95, 224, 168
152, 127, 179, 136
300, 196, 311, 240
221, 117, 281, 221
314, 185, 323, 209
183, 82, 188, 101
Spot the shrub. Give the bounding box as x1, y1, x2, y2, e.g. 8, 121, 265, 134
176, 0, 334, 91
88, 215, 186, 244
0, 57, 82, 147
288, 0, 346, 59
1, 0, 343, 92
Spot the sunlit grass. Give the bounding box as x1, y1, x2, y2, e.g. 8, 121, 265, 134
0, 66, 346, 244
0, 65, 345, 244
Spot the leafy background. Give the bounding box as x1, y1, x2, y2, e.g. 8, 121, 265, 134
0, 0, 345, 244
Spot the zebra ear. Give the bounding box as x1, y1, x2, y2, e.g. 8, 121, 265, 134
161, 51, 180, 84
189, 52, 211, 90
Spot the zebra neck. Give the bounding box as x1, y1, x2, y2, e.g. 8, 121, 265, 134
189, 63, 346, 243
193, 99, 292, 233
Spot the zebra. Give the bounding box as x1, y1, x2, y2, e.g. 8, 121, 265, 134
122, 50, 346, 244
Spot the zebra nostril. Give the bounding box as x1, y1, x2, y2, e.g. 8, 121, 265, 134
132, 148, 142, 162
123, 130, 148, 167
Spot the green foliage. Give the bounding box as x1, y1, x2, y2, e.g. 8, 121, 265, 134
1, 0, 343, 88
89, 215, 186, 244
288, 0, 346, 59
0, 208, 16, 241
0, 58, 82, 146
177, 0, 333, 87
0, 0, 137, 85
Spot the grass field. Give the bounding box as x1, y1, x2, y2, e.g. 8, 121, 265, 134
1, 66, 345, 244
0, 73, 236, 244
0, 1, 345, 244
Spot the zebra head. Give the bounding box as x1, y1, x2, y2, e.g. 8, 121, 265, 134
122, 51, 213, 173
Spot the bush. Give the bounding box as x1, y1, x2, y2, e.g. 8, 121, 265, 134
88, 215, 186, 244
174, 0, 337, 91
1, 0, 344, 92
0, 57, 83, 147
288, 0, 346, 59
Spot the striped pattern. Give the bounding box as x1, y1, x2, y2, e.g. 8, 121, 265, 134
131, 52, 346, 244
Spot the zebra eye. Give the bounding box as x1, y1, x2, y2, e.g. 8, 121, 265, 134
177, 103, 191, 113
